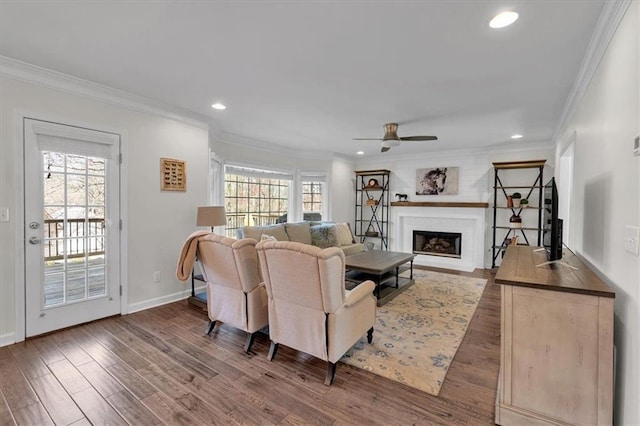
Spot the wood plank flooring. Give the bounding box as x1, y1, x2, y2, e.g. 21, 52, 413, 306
0, 267, 500, 425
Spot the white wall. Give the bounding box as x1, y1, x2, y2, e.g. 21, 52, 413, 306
329, 156, 355, 224
0, 77, 209, 344
555, 3, 639, 424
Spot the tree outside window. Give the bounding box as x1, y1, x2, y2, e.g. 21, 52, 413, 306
224, 172, 290, 238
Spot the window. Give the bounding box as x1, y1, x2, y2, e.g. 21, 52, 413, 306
224, 166, 292, 238
301, 181, 324, 221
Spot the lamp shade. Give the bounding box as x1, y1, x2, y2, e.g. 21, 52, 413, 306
196, 206, 226, 227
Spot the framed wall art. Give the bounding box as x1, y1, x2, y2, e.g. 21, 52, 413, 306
416, 167, 459, 195
160, 157, 186, 191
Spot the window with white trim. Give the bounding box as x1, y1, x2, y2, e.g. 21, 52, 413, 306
224, 165, 292, 237
300, 175, 325, 221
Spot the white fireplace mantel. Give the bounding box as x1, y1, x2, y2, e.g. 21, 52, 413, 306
392, 206, 486, 272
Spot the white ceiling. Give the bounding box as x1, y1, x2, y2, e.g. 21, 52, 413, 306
0, 1, 605, 157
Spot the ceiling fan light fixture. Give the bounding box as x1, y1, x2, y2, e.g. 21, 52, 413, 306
357, 151, 364, 155
211, 103, 226, 110
381, 139, 401, 148
511, 134, 524, 139
490, 11, 519, 29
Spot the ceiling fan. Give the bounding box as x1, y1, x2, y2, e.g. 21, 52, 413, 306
353, 123, 438, 152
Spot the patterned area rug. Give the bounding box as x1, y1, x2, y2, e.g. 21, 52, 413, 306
341, 270, 487, 396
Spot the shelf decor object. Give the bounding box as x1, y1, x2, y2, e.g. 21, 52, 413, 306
160, 157, 186, 191
355, 169, 390, 250
491, 160, 546, 268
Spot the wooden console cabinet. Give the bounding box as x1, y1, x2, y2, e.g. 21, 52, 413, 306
495, 246, 615, 425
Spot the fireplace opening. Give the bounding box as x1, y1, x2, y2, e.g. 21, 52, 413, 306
413, 230, 462, 258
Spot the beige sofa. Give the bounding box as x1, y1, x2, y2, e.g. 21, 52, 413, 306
236, 221, 365, 255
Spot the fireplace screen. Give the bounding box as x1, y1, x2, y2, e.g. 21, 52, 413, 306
413, 230, 462, 258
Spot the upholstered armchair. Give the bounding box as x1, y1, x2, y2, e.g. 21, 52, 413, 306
196, 234, 268, 353
256, 240, 376, 385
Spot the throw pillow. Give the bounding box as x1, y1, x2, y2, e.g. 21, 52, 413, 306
260, 234, 277, 242
284, 222, 312, 245
310, 224, 339, 249
243, 224, 289, 241
334, 223, 354, 246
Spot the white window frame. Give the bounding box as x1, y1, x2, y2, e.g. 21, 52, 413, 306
223, 163, 294, 234
299, 171, 328, 222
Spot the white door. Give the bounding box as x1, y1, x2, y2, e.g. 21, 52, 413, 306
24, 119, 121, 337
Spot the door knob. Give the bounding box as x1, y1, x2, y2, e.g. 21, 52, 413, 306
29, 236, 41, 245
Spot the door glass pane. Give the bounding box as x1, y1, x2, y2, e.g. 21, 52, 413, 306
87, 176, 105, 205
44, 173, 65, 205
88, 157, 105, 175
44, 272, 64, 306
67, 155, 86, 174
43, 151, 65, 173
42, 151, 107, 308
66, 174, 86, 205
67, 269, 86, 301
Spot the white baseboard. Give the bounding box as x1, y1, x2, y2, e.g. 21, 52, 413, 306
127, 285, 207, 314
0, 285, 207, 346
0, 332, 17, 347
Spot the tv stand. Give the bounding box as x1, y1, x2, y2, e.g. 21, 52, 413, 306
495, 246, 615, 425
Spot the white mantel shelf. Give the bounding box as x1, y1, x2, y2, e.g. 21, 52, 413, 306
391, 201, 489, 208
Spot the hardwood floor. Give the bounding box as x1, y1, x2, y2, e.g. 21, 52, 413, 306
0, 267, 500, 425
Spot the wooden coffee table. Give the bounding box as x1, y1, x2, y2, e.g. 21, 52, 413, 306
344, 250, 416, 306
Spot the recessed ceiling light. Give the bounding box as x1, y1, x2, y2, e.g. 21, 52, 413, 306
211, 103, 226, 110
511, 134, 524, 139
356, 151, 364, 155
490, 11, 519, 29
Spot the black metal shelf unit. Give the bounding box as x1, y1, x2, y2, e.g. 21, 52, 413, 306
355, 169, 391, 250
491, 160, 546, 268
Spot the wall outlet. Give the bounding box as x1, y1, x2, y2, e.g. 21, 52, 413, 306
624, 226, 639, 255
153, 271, 161, 283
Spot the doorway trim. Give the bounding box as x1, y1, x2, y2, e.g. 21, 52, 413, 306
14, 111, 129, 343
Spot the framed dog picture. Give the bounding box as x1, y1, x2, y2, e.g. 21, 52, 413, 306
160, 158, 186, 191
416, 167, 459, 195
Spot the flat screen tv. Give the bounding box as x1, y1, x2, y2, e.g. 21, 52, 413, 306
542, 177, 563, 261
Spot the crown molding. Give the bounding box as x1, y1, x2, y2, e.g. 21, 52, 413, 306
552, 0, 632, 142
0, 56, 211, 130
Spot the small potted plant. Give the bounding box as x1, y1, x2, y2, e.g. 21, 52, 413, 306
520, 198, 529, 208
511, 192, 522, 208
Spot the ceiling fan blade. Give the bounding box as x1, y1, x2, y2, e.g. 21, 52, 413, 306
399, 136, 438, 141
352, 138, 383, 141
381, 145, 391, 153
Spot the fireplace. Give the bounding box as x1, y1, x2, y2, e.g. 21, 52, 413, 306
413, 230, 462, 258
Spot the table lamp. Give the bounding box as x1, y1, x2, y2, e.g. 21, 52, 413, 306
196, 206, 226, 231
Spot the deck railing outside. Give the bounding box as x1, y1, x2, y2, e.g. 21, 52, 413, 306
44, 218, 105, 261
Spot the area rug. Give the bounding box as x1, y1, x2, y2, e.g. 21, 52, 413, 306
341, 270, 487, 396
